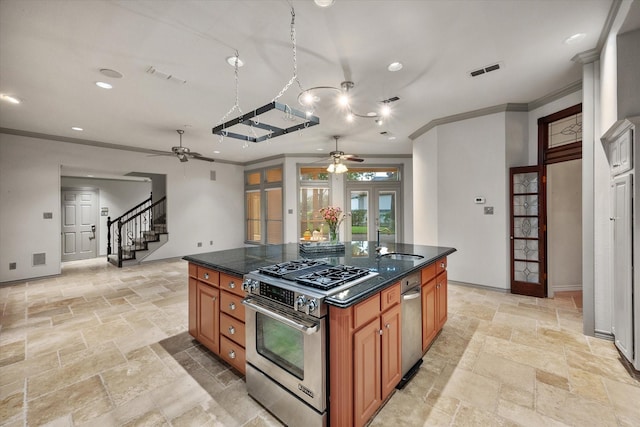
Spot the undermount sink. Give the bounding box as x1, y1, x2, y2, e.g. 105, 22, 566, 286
379, 252, 424, 260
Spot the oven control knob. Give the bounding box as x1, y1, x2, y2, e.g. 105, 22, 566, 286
306, 298, 318, 314
242, 278, 258, 292
296, 295, 307, 311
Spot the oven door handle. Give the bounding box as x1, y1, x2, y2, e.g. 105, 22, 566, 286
242, 298, 319, 335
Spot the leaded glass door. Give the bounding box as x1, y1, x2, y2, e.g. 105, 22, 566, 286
510, 166, 546, 297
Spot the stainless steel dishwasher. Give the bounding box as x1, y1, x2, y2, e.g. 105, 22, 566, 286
397, 271, 423, 388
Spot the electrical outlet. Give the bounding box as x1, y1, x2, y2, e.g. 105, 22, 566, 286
197, 242, 202, 247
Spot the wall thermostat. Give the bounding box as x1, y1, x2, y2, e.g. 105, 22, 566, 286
474, 197, 486, 204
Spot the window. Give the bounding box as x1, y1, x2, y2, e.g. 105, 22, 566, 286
346, 167, 400, 182
245, 166, 283, 244
538, 104, 582, 165
298, 166, 330, 239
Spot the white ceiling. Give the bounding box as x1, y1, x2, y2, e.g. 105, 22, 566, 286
0, 0, 615, 164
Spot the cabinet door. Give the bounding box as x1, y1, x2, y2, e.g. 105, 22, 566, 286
422, 278, 437, 352
611, 174, 633, 361
381, 304, 402, 400
188, 278, 197, 337
436, 271, 448, 329
197, 282, 220, 354
353, 317, 381, 427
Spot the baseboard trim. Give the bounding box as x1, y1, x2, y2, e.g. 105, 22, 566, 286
551, 284, 583, 292
594, 330, 614, 341
448, 280, 509, 293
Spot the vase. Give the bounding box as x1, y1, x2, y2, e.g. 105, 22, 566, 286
329, 225, 339, 244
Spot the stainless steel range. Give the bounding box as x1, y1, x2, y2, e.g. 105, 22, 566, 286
242, 259, 377, 427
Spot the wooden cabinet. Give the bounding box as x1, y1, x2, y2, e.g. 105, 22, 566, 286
196, 281, 220, 353
188, 263, 245, 374
380, 304, 402, 399
353, 317, 382, 426
421, 257, 448, 352
330, 282, 402, 427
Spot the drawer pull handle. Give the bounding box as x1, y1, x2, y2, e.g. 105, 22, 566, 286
204, 273, 209, 280
229, 281, 236, 289
229, 350, 236, 359
212, 296, 217, 302
385, 323, 391, 329
229, 326, 235, 335
229, 302, 236, 310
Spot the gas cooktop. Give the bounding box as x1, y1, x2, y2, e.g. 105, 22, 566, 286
255, 259, 376, 291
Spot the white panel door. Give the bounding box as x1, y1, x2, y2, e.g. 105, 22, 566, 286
611, 174, 633, 362
61, 189, 97, 262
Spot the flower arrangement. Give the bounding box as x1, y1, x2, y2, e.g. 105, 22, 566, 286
320, 206, 346, 243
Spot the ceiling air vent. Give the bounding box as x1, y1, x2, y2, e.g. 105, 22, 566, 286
469, 62, 502, 78
382, 96, 400, 103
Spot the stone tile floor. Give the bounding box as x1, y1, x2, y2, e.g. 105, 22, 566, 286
1, 258, 638, 426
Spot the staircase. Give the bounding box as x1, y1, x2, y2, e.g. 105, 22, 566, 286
107, 193, 168, 267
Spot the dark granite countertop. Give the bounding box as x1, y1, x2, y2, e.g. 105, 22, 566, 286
183, 242, 456, 308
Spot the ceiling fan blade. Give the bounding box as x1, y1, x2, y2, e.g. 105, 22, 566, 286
345, 157, 365, 162
190, 154, 216, 162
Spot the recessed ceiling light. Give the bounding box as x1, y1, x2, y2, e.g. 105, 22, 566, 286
388, 136, 397, 140
71, 127, 83, 131
95, 81, 113, 89
213, 150, 221, 154
0, 93, 21, 104
87, 175, 94, 177
388, 62, 403, 72
316, 148, 324, 151
564, 33, 586, 44
226, 56, 244, 67
314, 0, 335, 7
99, 68, 123, 78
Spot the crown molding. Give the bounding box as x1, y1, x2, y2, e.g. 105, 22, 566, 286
0, 127, 241, 165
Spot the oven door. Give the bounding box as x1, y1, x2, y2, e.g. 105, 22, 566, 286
243, 296, 326, 412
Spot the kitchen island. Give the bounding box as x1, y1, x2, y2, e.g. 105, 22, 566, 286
184, 241, 455, 427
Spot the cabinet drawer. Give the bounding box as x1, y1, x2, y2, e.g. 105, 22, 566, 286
221, 291, 245, 321
197, 266, 219, 287
354, 293, 381, 330
220, 273, 244, 297
188, 263, 198, 278
421, 263, 436, 284
381, 282, 401, 312
220, 336, 246, 375
220, 312, 245, 346
436, 257, 447, 276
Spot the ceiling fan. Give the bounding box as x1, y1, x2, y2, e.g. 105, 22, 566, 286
325, 136, 363, 173
161, 129, 215, 163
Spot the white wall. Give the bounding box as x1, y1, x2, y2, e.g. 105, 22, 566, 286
419, 113, 514, 288
0, 133, 245, 283
547, 160, 583, 292
60, 177, 152, 256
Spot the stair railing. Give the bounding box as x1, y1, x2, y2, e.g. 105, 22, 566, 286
107, 194, 167, 267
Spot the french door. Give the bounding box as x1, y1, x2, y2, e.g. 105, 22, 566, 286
345, 185, 401, 244
510, 166, 546, 297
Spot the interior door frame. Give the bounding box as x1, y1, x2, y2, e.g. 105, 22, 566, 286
510, 166, 547, 297
344, 182, 402, 243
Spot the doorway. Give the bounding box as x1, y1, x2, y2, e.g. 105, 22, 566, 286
509, 104, 583, 298
346, 184, 401, 244
547, 159, 582, 296
61, 188, 98, 262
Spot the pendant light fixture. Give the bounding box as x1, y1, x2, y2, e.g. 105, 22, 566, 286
297, 81, 398, 125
